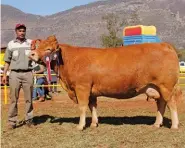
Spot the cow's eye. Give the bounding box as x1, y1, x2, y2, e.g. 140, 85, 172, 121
46, 49, 51, 51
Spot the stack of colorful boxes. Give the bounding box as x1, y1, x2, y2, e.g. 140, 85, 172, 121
123, 25, 161, 46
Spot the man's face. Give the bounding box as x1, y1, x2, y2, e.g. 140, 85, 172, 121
16, 28, 26, 39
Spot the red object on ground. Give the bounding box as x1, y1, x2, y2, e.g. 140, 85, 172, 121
46, 57, 51, 82
124, 27, 141, 36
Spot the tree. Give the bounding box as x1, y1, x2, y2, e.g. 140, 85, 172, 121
101, 11, 141, 48
101, 13, 123, 48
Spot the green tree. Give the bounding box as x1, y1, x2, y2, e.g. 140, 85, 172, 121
101, 14, 123, 48
101, 12, 141, 48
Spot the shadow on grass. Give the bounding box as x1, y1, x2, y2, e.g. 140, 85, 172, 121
33, 115, 171, 128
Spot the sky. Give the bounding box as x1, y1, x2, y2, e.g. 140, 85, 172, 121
1, 0, 99, 16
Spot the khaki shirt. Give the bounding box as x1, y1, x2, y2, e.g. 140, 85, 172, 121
4, 39, 33, 70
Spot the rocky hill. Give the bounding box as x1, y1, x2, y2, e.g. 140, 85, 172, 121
1, 0, 185, 48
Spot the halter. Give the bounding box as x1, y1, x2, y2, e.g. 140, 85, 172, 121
31, 39, 61, 82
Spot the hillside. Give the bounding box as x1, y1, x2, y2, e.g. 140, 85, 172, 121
1, 0, 185, 48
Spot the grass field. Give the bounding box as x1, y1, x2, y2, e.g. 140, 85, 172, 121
1, 88, 185, 148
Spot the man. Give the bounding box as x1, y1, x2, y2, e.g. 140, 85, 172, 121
2, 24, 34, 129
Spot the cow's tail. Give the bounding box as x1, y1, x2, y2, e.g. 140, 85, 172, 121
171, 84, 184, 104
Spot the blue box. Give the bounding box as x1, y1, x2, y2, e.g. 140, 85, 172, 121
123, 35, 161, 46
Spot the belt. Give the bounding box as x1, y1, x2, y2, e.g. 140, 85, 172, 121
12, 69, 32, 72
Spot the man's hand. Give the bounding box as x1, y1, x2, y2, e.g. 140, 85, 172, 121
3, 62, 10, 85
2, 75, 7, 85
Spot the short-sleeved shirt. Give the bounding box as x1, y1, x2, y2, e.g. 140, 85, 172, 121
4, 38, 33, 70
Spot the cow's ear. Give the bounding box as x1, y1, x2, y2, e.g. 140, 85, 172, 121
31, 40, 36, 50
47, 35, 57, 42
35, 40, 41, 49
31, 39, 41, 50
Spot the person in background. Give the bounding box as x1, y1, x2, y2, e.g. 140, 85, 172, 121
32, 62, 46, 102
49, 53, 59, 93
43, 75, 52, 100
50, 69, 58, 93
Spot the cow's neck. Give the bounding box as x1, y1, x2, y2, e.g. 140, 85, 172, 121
58, 44, 73, 66
56, 44, 73, 92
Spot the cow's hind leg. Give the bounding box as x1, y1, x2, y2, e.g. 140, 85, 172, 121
167, 96, 179, 129
145, 87, 166, 127
158, 86, 179, 129
75, 85, 90, 130
89, 96, 98, 128
166, 86, 181, 129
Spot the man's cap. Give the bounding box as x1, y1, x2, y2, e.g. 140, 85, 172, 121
15, 24, 26, 30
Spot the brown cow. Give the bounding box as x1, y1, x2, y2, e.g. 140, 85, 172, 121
29, 35, 182, 130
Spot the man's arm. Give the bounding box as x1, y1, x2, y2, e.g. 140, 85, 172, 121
34, 64, 45, 74
4, 43, 12, 75
3, 62, 10, 76
2, 43, 12, 84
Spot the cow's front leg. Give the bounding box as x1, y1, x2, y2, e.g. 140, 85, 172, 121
89, 96, 98, 128
75, 85, 90, 130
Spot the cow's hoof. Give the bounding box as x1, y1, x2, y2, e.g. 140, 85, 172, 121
171, 125, 178, 130
90, 123, 98, 128
76, 125, 85, 131
152, 123, 161, 128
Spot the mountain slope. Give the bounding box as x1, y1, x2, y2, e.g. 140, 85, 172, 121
1, 0, 185, 48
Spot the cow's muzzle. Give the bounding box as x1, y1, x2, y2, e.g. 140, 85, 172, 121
29, 51, 39, 62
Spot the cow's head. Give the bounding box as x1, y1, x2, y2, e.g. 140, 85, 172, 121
29, 35, 60, 62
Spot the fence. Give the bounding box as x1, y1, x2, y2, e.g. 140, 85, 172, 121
1, 73, 61, 104
1, 73, 185, 105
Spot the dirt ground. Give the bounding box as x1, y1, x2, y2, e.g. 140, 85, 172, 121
1, 88, 185, 148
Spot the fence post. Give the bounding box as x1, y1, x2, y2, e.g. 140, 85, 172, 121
4, 85, 8, 104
